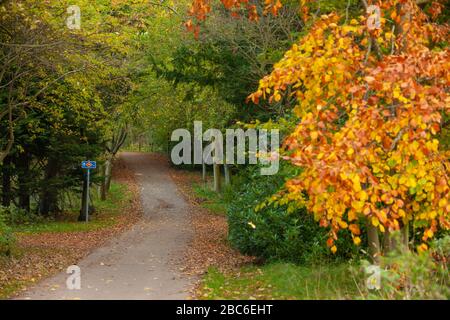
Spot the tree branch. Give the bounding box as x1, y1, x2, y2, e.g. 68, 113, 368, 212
148, 1, 179, 15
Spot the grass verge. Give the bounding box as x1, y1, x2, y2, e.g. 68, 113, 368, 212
12, 183, 132, 234
192, 183, 228, 215
199, 262, 361, 300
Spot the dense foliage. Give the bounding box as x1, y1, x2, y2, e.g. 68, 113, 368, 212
189, 0, 450, 261
228, 163, 362, 263
0, 0, 155, 217
254, 0, 449, 259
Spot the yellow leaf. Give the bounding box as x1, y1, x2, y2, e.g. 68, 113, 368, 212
399, 175, 407, 185
417, 243, 428, 253
358, 190, 368, 202
408, 176, 417, 188
352, 201, 364, 211
347, 148, 354, 156
371, 217, 379, 227
338, 221, 348, 229
352, 175, 362, 192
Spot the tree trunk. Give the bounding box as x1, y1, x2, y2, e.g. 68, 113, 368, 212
39, 158, 59, 215
102, 127, 127, 200
213, 163, 221, 193
101, 157, 113, 200
17, 152, 30, 212
367, 221, 381, 264
202, 162, 206, 185
224, 164, 231, 186
1, 155, 11, 207
105, 158, 112, 192
100, 164, 106, 200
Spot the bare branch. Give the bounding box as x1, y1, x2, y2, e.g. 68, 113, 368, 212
148, 1, 179, 15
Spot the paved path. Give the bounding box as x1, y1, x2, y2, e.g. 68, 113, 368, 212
17, 152, 194, 300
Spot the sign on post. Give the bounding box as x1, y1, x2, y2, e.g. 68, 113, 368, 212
81, 160, 96, 222
82, 160, 97, 169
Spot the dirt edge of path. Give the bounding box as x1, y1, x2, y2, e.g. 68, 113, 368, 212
168, 167, 255, 299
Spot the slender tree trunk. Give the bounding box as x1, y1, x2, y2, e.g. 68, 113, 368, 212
213, 163, 221, 193
79, 176, 87, 221
101, 157, 113, 201
39, 158, 59, 215
367, 221, 381, 264
202, 162, 206, 185
201, 141, 206, 185
1, 155, 11, 207
105, 161, 112, 192
100, 164, 106, 200
224, 164, 231, 186
17, 152, 30, 212
102, 127, 127, 200
0, 84, 15, 164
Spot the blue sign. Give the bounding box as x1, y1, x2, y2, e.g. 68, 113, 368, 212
81, 160, 97, 169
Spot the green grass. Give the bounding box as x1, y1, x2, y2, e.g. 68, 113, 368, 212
200, 262, 363, 300
192, 178, 363, 300
121, 144, 154, 153
11, 182, 132, 234
192, 183, 229, 215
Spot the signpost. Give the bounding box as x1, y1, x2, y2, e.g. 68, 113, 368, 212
81, 160, 96, 222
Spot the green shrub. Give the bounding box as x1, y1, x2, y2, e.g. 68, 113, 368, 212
227, 164, 358, 264
2, 205, 44, 225
431, 234, 450, 262
0, 207, 15, 256
355, 234, 450, 300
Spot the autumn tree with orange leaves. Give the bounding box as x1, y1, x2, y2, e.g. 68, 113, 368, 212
187, 0, 449, 262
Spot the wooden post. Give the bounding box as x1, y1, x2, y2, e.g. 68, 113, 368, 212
202, 161, 207, 185
213, 163, 221, 193
224, 163, 231, 186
